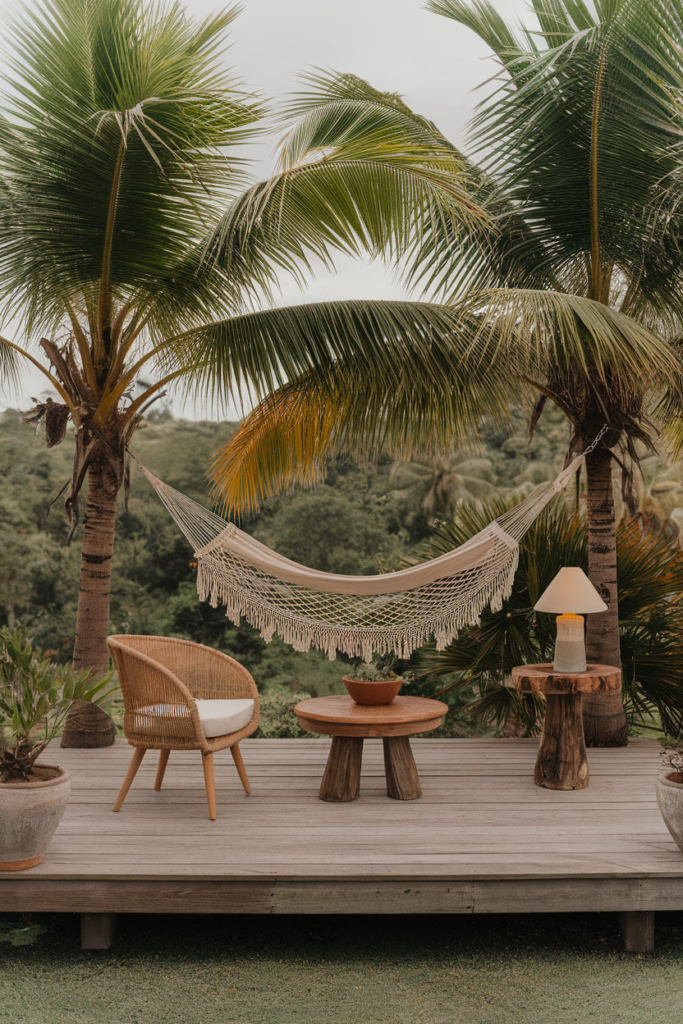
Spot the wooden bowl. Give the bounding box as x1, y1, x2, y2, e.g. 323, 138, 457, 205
342, 676, 403, 706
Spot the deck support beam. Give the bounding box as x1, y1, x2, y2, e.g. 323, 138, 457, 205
619, 911, 654, 952
4, 879, 680, 917
81, 912, 117, 949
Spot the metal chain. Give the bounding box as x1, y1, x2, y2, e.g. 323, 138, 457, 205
582, 423, 609, 456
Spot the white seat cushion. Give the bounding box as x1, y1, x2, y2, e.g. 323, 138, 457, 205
195, 698, 255, 738
133, 699, 254, 738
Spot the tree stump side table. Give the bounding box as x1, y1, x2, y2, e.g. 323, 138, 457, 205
294, 695, 448, 802
511, 664, 621, 791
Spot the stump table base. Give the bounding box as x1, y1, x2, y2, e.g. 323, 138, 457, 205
383, 736, 422, 800
295, 696, 448, 802
318, 736, 423, 802
319, 737, 364, 802
512, 664, 621, 793
535, 693, 589, 791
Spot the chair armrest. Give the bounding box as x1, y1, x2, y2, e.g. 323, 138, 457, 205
109, 639, 207, 747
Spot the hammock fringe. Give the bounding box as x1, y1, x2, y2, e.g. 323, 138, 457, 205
127, 442, 595, 661
196, 546, 520, 661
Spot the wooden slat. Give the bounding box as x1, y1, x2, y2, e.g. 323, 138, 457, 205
2, 736, 681, 915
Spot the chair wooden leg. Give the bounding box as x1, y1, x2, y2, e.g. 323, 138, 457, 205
230, 743, 251, 795
202, 752, 217, 820
154, 749, 170, 791
113, 747, 146, 811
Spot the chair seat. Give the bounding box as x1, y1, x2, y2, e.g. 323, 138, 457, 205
196, 698, 255, 737
135, 699, 255, 739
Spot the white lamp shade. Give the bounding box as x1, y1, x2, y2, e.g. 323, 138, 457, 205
534, 567, 608, 614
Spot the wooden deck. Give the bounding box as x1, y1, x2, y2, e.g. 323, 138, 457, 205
2, 737, 683, 934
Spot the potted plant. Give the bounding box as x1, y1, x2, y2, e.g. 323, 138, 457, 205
343, 657, 404, 706
656, 745, 683, 854
0, 627, 113, 871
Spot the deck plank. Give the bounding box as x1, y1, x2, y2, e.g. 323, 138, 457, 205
3, 736, 683, 914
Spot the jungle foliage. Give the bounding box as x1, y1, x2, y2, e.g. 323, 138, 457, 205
3, 404, 683, 735
0, 405, 562, 707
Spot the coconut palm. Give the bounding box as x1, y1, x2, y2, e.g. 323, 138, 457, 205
0, 0, 495, 673
212, 1, 683, 746
389, 452, 499, 515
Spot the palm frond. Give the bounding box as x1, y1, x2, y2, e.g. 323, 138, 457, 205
171, 295, 513, 408
0, 333, 19, 390
277, 69, 460, 167
621, 617, 683, 737
205, 286, 677, 513
424, 0, 683, 324
659, 348, 683, 457
204, 71, 488, 292
0, 0, 262, 335
198, 298, 520, 513
468, 682, 544, 735
462, 287, 679, 395
424, 1, 528, 65
403, 161, 558, 300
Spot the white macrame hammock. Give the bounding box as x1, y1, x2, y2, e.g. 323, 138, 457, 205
130, 436, 600, 662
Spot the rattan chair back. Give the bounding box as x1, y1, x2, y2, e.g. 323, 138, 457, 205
108, 635, 259, 751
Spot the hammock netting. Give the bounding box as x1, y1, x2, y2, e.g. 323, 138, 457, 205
130, 450, 586, 661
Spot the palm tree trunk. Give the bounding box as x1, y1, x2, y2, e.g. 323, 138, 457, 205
583, 445, 628, 747
72, 461, 119, 674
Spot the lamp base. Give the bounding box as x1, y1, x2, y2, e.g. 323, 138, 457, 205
552, 640, 587, 674
552, 614, 587, 674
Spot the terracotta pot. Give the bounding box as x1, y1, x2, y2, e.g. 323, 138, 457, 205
0, 767, 71, 871
343, 676, 403, 706
656, 772, 683, 854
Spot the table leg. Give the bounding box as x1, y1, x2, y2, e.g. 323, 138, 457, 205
535, 693, 589, 790
319, 737, 364, 801
383, 736, 422, 800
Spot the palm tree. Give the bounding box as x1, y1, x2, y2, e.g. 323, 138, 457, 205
419, 0, 683, 746
0, 0, 492, 674
389, 452, 499, 515
211, 2, 683, 746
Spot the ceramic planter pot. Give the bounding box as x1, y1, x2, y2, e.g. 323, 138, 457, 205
343, 676, 403, 706
0, 767, 71, 871
656, 772, 683, 853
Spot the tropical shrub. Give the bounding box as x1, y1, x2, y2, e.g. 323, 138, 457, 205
0, 627, 112, 782
253, 691, 315, 739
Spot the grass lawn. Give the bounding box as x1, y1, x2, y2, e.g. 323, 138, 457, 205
1, 911, 683, 1023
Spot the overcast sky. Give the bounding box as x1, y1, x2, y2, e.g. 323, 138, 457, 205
2, 0, 531, 417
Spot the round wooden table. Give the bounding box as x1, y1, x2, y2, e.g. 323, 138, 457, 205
294, 695, 448, 802
511, 663, 621, 791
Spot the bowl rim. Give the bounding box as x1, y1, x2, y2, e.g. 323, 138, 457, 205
0, 766, 71, 791
657, 771, 683, 789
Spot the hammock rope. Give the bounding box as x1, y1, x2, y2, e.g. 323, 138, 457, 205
129, 427, 605, 661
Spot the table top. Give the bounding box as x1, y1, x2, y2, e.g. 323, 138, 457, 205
511, 663, 621, 695
294, 695, 448, 737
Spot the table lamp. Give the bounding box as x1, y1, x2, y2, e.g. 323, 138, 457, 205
534, 567, 607, 673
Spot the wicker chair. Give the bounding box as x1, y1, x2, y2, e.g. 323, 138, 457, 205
107, 635, 260, 820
